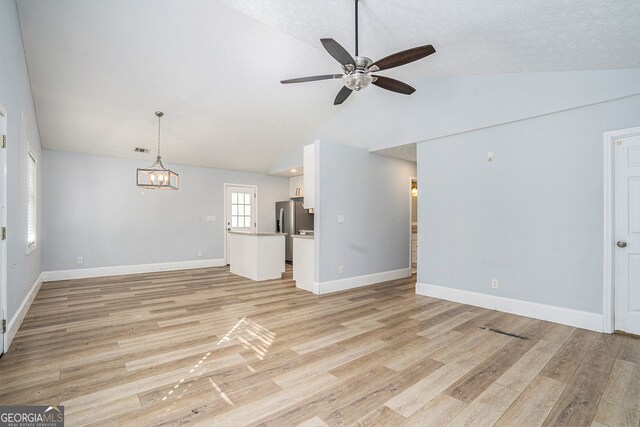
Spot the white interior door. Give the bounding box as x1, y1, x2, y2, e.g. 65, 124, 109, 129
225, 185, 257, 264
615, 133, 640, 335
0, 106, 6, 354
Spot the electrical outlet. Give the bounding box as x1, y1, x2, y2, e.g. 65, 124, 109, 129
77, 256, 84, 265
206, 215, 216, 222
197, 250, 203, 257
23, 281, 27, 294
337, 215, 344, 223
492, 279, 499, 289
339, 265, 344, 274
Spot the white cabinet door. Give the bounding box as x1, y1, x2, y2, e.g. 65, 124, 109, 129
297, 176, 304, 197
289, 175, 303, 198
615, 134, 640, 335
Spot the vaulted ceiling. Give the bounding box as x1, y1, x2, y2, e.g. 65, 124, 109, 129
17, 0, 640, 172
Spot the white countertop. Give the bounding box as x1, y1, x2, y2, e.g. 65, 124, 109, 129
228, 231, 287, 236
292, 234, 314, 239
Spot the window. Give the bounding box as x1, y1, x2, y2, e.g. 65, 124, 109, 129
231, 192, 252, 228
27, 150, 37, 252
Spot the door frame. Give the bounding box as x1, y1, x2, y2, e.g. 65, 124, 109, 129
409, 176, 417, 271
0, 102, 7, 354
223, 183, 258, 265
602, 125, 640, 334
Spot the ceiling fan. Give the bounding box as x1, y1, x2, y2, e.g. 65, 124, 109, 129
280, 0, 436, 105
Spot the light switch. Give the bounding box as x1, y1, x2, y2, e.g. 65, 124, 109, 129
337, 215, 344, 223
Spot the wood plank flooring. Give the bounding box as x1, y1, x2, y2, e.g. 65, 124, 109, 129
0, 266, 639, 426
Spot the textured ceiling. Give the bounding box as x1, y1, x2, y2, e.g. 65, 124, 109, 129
375, 144, 416, 162
221, 0, 640, 76
17, 0, 640, 171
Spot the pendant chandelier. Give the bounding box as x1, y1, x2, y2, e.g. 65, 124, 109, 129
136, 111, 179, 190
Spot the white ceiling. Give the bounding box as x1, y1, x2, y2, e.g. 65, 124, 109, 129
17, 0, 640, 171
375, 144, 417, 162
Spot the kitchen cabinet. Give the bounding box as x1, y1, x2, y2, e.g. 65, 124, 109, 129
303, 143, 315, 209
289, 175, 304, 198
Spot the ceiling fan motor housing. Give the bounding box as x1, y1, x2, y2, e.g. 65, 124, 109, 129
342, 56, 376, 91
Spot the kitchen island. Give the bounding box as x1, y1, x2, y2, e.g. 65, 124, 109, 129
228, 231, 286, 281
293, 234, 314, 293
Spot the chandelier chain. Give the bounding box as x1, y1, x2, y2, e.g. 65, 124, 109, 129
157, 114, 161, 157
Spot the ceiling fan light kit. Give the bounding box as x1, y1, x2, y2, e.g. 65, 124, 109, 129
280, 0, 435, 105
136, 111, 179, 190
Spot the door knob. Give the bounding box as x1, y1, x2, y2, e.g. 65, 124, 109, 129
227, 228, 231, 232
617, 241, 627, 248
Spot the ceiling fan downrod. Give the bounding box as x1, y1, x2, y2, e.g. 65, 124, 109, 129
354, 0, 359, 57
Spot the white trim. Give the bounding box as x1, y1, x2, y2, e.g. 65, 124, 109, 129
0, 101, 6, 355
26, 147, 37, 254
5, 272, 43, 351
312, 140, 320, 286
315, 268, 411, 295
416, 282, 604, 332
43, 258, 226, 282
409, 176, 417, 271
223, 183, 259, 264
602, 125, 640, 334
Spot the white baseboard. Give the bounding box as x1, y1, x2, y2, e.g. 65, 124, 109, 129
43, 258, 226, 282
416, 282, 604, 332
5, 272, 43, 351
316, 268, 411, 295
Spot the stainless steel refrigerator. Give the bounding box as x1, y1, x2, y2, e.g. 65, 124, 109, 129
275, 201, 314, 262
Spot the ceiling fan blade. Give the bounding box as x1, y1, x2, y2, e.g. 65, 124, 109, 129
334, 86, 353, 105
281, 74, 342, 84
372, 76, 416, 95
321, 38, 355, 67
371, 45, 435, 71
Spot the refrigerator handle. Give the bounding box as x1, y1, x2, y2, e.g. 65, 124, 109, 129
278, 208, 284, 233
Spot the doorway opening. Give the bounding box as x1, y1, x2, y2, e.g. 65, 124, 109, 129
224, 184, 257, 265
603, 126, 640, 336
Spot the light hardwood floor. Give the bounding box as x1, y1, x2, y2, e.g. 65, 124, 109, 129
0, 267, 639, 426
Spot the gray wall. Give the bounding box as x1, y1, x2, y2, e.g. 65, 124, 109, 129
418, 95, 640, 314
316, 141, 416, 283
43, 150, 289, 271
0, 0, 44, 321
